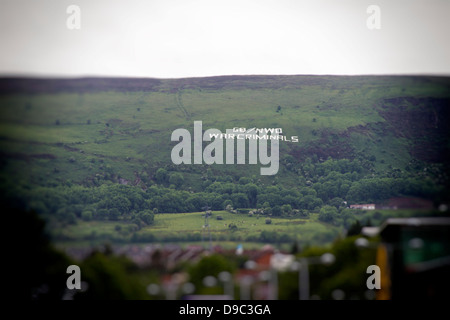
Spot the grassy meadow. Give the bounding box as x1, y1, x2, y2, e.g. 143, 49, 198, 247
53, 208, 438, 250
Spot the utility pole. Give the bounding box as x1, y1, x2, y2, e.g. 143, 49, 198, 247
202, 205, 212, 251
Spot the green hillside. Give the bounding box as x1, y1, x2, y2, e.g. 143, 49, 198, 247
1, 75, 449, 247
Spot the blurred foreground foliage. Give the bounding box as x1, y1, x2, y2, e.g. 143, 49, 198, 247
8, 208, 147, 300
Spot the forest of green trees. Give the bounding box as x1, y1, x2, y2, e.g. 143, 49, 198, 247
4, 156, 444, 235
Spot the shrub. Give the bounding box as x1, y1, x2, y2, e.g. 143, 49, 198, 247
318, 205, 338, 222
132, 218, 142, 229
169, 172, 184, 188
81, 210, 93, 221
96, 209, 109, 220
281, 204, 292, 215
109, 208, 120, 221
139, 210, 155, 225
272, 206, 282, 216
223, 200, 233, 210
260, 230, 277, 242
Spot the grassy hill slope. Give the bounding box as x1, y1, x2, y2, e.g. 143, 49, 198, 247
1, 75, 449, 246
1, 75, 449, 186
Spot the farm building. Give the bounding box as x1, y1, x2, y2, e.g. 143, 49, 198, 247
350, 203, 375, 210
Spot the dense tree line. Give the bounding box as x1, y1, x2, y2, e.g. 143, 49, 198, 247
22, 184, 155, 226
6, 157, 441, 228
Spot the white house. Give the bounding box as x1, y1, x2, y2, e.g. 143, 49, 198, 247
350, 203, 375, 210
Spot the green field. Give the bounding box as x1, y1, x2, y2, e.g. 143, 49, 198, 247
55, 210, 337, 245
52, 207, 443, 251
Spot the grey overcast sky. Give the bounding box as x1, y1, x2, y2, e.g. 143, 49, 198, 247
0, 0, 449, 78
